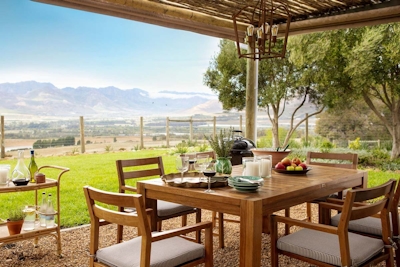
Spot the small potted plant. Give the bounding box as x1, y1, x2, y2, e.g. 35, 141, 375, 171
7, 208, 25, 235
205, 128, 235, 174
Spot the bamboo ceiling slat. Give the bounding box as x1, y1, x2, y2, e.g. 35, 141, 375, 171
33, 0, 400, 40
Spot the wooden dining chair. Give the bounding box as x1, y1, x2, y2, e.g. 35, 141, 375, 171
284, 151, 359, 225
83, 186, 213, 267
271, 179, 396, 267
116, 156, 201, 243
324, 180, 400, 267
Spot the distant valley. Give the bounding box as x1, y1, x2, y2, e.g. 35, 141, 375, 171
0, 81, 223, 119
0, 81, 318, 127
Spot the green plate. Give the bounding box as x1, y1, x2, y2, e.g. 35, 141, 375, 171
228, 176, 263, 186
233, 185, 260, 192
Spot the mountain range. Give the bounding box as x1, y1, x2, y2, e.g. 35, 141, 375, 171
0, 81, 223, 118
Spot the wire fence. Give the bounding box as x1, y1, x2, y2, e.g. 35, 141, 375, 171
0, 115, 391, 158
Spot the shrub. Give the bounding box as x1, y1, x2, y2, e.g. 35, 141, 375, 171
197, 143, 209, 152
348, 137, 361, 150
175, 141, 189, 154
320, 141, 335, 153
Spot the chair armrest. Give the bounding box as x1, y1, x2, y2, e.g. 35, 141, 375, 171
121, 185, 137, 192
319, 202, 344, 212
272, 215, 338, 235
151, 221, 213, 242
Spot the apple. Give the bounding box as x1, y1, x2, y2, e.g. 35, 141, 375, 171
295, 166, 303, 171
291, 163, 297, 167
299, 163, 307, 169
275, 162, 286, 170
292, 157, 302, 165
286, 166, 295, 171
281, 157, 292, 166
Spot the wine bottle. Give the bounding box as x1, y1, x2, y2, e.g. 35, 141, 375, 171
11, 150, 30, 181
28, 150, 38, 183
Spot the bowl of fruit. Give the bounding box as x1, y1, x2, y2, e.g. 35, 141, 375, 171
273, 157, 310, 174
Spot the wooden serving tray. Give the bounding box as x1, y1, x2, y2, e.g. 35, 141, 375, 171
162, 172, 229, 188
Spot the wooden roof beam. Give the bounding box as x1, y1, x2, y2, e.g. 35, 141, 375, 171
33, 0, 400, 41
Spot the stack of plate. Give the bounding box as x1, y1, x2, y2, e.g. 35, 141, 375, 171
228, 176, 263, 192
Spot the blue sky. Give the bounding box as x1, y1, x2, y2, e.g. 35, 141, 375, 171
0, 0, 221, 94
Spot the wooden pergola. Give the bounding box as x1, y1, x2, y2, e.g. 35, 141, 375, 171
32, 0, 400, 141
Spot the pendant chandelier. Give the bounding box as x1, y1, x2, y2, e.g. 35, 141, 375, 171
233, 0, 291, 60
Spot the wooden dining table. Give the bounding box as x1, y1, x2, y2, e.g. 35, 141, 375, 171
137, 164, 367, 267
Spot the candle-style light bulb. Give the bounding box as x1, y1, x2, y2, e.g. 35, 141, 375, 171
247, 25, 254, 36
271, 24, 279, 42
256, 27, 263, 39
264, 23, 270, 35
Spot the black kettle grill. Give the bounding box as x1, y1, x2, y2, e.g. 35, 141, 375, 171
229, 130, 256, 166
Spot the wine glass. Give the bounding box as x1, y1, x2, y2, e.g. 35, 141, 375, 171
203, 162, 216, 193
194, 155, 209, 182
176, 155, 189, 182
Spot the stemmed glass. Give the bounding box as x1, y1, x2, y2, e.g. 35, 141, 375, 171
194, 155, 209, 182
203, 162, 216, 193
176, 155, 189, 183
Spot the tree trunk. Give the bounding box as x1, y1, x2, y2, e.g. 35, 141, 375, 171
391, 103, 400, 159
362, 92, 400, 160
272, 113, 280, 149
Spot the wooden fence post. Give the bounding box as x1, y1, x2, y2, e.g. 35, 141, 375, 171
166, 117, 170, 148
189, 116, 193, 142
80, 116, 85, 153
1, 116, 4, 159
140, 116, 144, 149
213, 116, 216, 137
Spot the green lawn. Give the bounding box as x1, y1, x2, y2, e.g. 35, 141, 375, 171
0, 150, 398, 228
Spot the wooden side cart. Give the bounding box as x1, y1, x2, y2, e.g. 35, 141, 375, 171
0, 165, 69, 256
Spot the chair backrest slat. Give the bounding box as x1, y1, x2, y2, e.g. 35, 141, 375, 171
84, 186, 147, 227
116, 157, 164, 190
306, 152, 358, 169
93, 205, 139, 227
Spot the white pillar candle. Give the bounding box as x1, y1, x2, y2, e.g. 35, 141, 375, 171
260, 159, 272, 178
244, 162, 260, 177
0, 169, 8, 184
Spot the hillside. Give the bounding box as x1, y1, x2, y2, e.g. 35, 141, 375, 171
0, 81, 222, 118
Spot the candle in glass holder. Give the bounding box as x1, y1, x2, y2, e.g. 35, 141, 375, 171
0, 165, 10, 185
244, 161, 260, 177
257, 155, 272, 178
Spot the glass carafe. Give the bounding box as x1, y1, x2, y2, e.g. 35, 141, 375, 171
11, 150, 30, 181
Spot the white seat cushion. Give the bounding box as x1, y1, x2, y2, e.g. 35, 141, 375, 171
157, 200, 195, 217
277, 228, 384, 266
97, 235, 204, 267
331, 214, 384, 236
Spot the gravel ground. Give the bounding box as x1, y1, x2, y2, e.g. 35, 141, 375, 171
0, 205, 388, 267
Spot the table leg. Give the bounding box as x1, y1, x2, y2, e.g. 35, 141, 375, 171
239, 200, 262, 267
137, 184, 157, 231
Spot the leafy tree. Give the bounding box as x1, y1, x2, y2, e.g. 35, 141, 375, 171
315, 99, 390, 144
204, 39, 324, 148
289, 23, 400, 159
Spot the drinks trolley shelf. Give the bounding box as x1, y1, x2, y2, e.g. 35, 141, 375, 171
0, 165, 69, 256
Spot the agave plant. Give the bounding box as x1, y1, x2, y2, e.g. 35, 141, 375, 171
205, 128, 235, 158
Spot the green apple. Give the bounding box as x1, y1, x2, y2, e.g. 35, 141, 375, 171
295, 166, 303, 171
286, 166, 295, 171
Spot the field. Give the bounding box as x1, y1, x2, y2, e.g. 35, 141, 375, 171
3, 136, 181, 158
